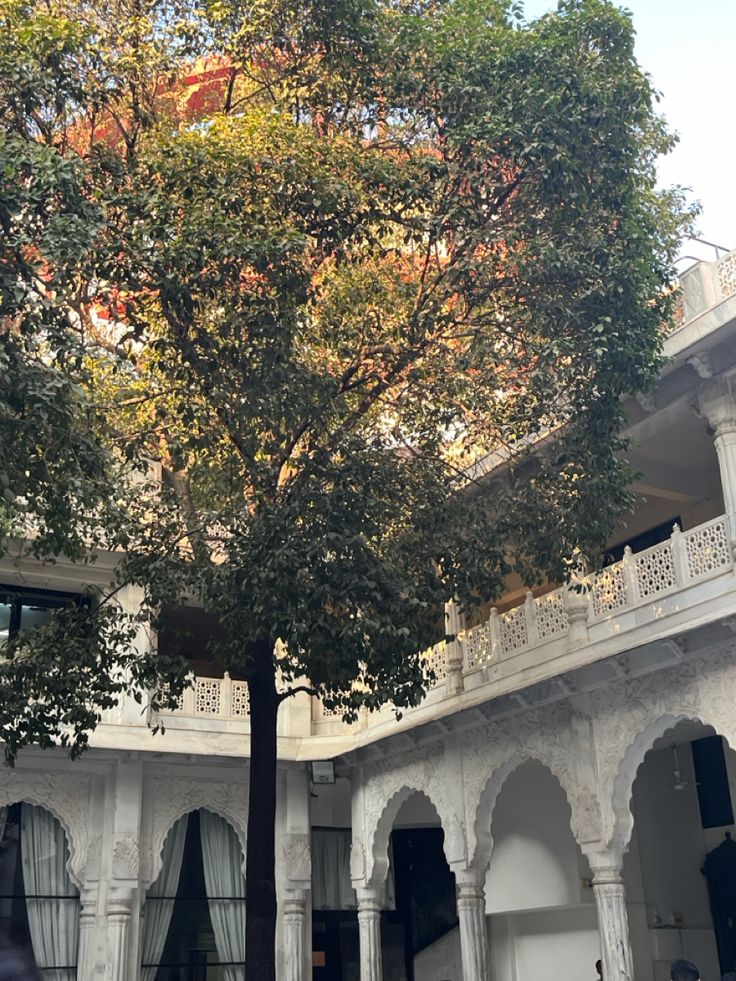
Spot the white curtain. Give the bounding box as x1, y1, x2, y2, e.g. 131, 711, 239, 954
21, 803, 79, 981
199, 809, 245, 981
141, 813, 189, 981
312, 829, 355, 909
312, 829, 395, 910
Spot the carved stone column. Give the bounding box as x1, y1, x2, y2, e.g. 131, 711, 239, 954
283, 890, 308, 981
106, 888, 134, 981
699, 379, 736, 522
356, 886, 384, 981
590, 863, 634, 981
565, 583, 590, 649
455, 868, 490, 981
77, 885, 99, 980
445, 599, 465, 695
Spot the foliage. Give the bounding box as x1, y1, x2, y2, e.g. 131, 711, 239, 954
0, 0, 691, 733
0, 0, 690, 975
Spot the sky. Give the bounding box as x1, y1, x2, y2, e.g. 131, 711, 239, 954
520, 0, 736, 264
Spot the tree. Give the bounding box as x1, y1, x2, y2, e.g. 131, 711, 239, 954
0, 0, 688, 977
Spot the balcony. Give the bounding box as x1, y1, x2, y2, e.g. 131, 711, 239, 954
671, 246, 736, 335
459, 513, 731, 678
156, 513, 735, 751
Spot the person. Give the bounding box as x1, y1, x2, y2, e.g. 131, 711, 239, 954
0, 940, 40, 981
670, 960, 700, 981
595, 959, 603, 979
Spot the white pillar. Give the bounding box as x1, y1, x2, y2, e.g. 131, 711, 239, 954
283, 889, 308, 981
455, 868, 490, 981
445, 599, 465, 695
590, 862, 634, 981
106, 888, 134, 981
77, 885, 99, 980
356, 886, 384, 981
699, 379, 736, 521
282, 769, 312, 981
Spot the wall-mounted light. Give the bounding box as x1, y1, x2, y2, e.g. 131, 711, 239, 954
311, 760, 336, 785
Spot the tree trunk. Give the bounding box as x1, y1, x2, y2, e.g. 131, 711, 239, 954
245, 638, 280, 981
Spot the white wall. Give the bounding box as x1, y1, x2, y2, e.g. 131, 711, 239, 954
490, 906, 599, 981
481, 760, 598, 981
309, 775, 352, 827
485, 761, 587, 914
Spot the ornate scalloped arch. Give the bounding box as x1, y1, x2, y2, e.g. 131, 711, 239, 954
366, 785, 448, 890
147, 777, 249, 888
0, 772, 91, 889
471, 751, 579, 871
608, 709, 727, 855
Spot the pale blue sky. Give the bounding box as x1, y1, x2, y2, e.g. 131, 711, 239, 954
521, 0, 735, 261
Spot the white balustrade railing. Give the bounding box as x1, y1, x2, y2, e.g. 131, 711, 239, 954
674, 247, 736, 328
168, 672, 250, 720
423, 639, 449, 686
465, 587, 572, 670
717, 249, 736, 300
463, 514, 733, 674
163, 515, 733, 721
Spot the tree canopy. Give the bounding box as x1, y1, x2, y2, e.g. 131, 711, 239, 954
0, 0, 689, 975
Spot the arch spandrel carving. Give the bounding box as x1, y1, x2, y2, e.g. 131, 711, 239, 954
592, 642, 736, 852
144, 775, 249, 887
363, 784, 454, 889
0, 770, 94, 888
461, 701, 602, 868
359, 744, 463, 888
468, 749, 597, 871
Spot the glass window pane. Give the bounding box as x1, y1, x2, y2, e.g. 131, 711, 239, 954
18, 603, 55, 634
0, 603, 11, 650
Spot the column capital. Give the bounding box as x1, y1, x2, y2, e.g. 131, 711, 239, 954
585, 849, 625, 878
283, 889, 308, 915
698, 377, 736, 433
591, 865, 624, 886
452, 865, 486, 898
356, 884, 385, 913
107, 884, 136, 913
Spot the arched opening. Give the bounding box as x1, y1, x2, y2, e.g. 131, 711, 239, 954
310, 786, 454, 981
388, 791, 457, 981
0, 801, 79, 978
142, 808, 245, 980
485, 759, 597, 981
622, 718, 736, 981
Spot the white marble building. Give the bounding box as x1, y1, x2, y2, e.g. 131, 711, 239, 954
3, 248, 736, 981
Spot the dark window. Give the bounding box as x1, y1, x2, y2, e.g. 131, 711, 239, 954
605, 517, 682, 566
692, 735, 734, 829
157, 606, 229, 678
0, 586, 87, 651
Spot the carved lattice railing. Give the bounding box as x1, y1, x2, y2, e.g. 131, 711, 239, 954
669, 248, 736, 333
163, 515, 733, 722
463, 514, 733, 673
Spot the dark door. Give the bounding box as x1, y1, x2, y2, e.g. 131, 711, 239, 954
703, 832, 736, 973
